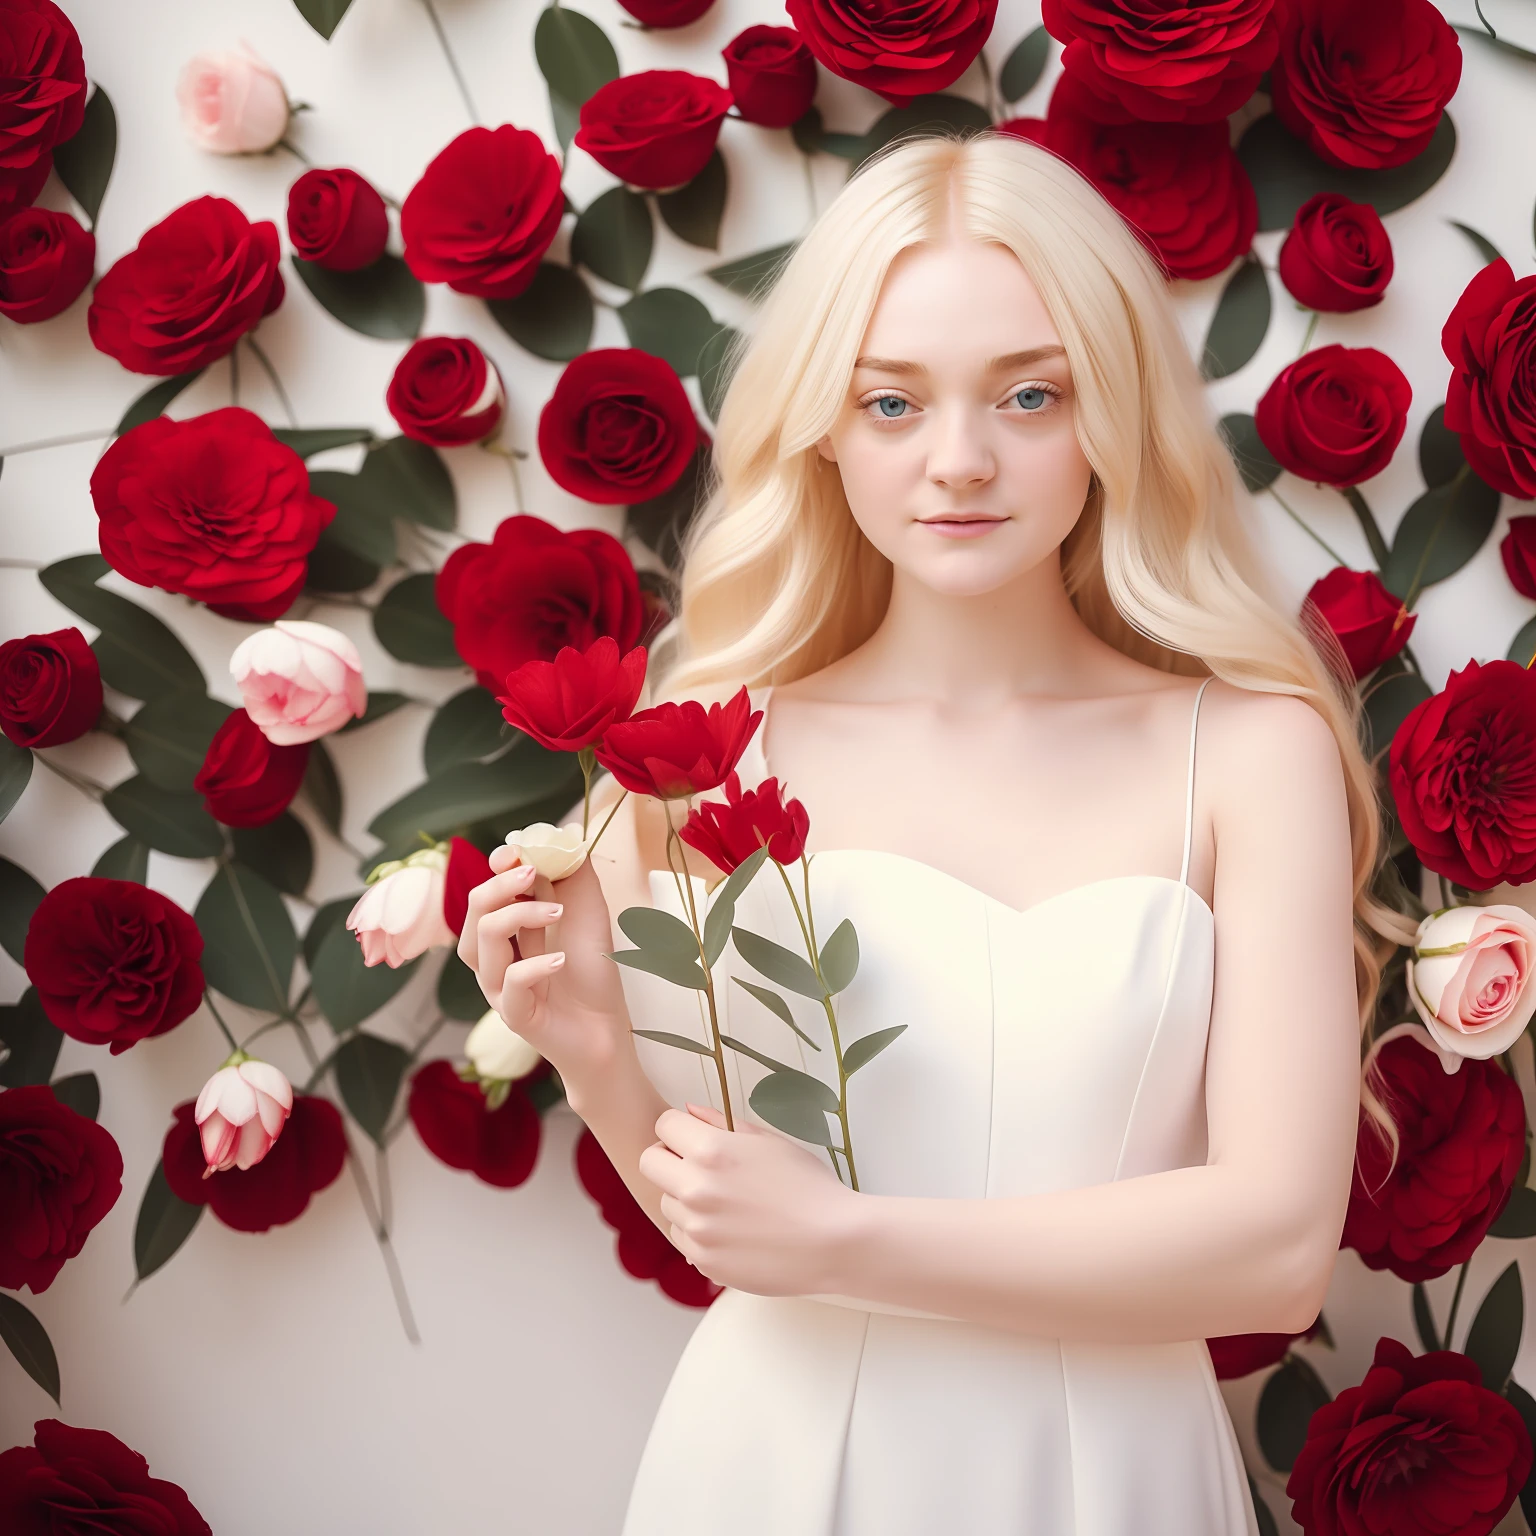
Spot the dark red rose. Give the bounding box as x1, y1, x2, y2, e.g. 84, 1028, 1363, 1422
88, 196, 284, 375
1343, 1028, 1526, 1283
1441, 258, 1536, 500
286, 166, 389, 271
444, 836, 493, 936
1207, 1315, 1324, 1381
573, 71, 734, 192
401, 124, 563, 299
575, 1125, 721, 1307
1389, 659, 1536, 890
722, 25, 818, 128
784, 0, 997, 106
0, 1419, 211, 1535
193, 707, 309, 827
995, 116, 1050, 146
90, 407, 336, 621
0, 2, 85, 189
618, 0, 715, 24
1254, 344, 1411, 487
1301, 567, 1414, 682
538, 347, 699, 505
1043, 74, 1257, 281
0, 206, 93, 323
1286, 1335, 1531, 1536
497, 635, 648, 753
0, 150, 48, 223
1271, 0, 1461, 172
407, 1058, 542, 1188
1502, 517, 1536, 599
23, 877, 204, 1053
162, 1094, 344, 1232
0, 626, 102, 748
679, 768, 810, 871
594, 687, 761, 800
0, 1085, 123, 1294
1042, 0, 1280, 124
386, 335, 505, 447
436, 514, 646, 693
1279, 193, 1394, 314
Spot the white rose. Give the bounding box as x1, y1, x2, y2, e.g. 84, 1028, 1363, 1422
504, 821, 591, 881
1406, 902, 1536, 1069
466, 1008, 542, 1081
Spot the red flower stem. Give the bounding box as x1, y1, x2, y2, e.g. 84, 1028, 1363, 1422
1442, 1259, 1471, 1349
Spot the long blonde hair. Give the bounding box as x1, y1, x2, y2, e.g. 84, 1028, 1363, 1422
647, 129, 1413, 1147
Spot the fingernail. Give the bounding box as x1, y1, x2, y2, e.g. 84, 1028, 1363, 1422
549, 952, 566, 968
546, 903, 563, 916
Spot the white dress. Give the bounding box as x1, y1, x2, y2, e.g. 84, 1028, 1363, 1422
615, 676, 1260, 1536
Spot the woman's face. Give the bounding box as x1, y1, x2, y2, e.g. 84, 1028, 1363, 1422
816, 239, 1096, 596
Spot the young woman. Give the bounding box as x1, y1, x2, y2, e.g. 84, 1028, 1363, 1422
457, 131, 1409, 1533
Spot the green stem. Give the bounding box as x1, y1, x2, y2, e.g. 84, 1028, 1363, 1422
1297, 310, 1320, 358
1475, 0, 1497, 40
243, 335, 298, 427
0, 427, 114, 456
1339, 486, 1391, 570
801, 151, 818, 225
420, 0, 479, 124
34, 753, 105, 800
1443, 1260, 1471, 1349
229, 343, 240, 406
203, 992, 240, 1052
1267, 486, 1350, 567
583, 786, 627, 860
974, 46, 1003, 122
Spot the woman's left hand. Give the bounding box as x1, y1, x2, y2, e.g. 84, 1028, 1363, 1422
638, 1103, 859, 1296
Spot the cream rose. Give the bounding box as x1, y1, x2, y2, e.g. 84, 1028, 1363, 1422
176, 44, 291, 155
1406, 902, 1536, 1068
504, 821, 592, 880
465, 1008, 542, 1082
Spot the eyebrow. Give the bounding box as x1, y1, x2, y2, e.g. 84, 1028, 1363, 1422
852, 345, 1068, 375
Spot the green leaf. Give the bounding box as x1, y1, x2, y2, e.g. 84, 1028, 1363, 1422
91, 835, 149, 883
0, 855, 45, 966
1418, 403, 1464, 488
999, 27, 1050, 102
609, 946, 709, 990
334, 1031, 410, 1146
842, 1023, 906, 1075
271, 427, 375, 458
49, 1071, 99, 1121
231, 812, 314, 897
487, 263, 595, 362
817, 919, 859, 995
0, 988, 62, 1087
1200, 257, 1271, 381
1256, 1355, 1332, 1471
1508, 613, 1536, 668
1361, 668, 1432, 761
1447, 220, 1503, 267
0, 1291, 60, 1406
367, 742, 579, 843
424, 687, 509, 774
114, 370, 206, 436
195, 863, 296, 1014
534, 4, 620, 109
374, 573, 460, 667
437, 951, 486, 1020
54, 82, 116, 228
103, 776, 223, 858
342, 691, 410, 732
0, 735, 32, 825
627, 439, 707, 568
698, 325, 742, 429
1238, 111, 1457, 233
720, 1034, 797, 1075
657, 149, 727, 250
291, 253, 424, 339
133, 1157, 204, 1282
308, 470, 398, 567
1464, 1259, 1524, 1392
1379, 472, 1501, 603
632, 1028, 714, 1054
703, 242, 795, 299
359, 435, 456, 530
731, 974, 821, 1050
302, 739, 343, 838
713, 845, 770, 911
616, 287, 719, 377
548, 89, 581, 159
854, 93, 993, 173
748, 1069, 838, 1145
618, 905, 702, 959
303, 895, 351, 970
304, 528, 378, 594
1219, 412, 1283, 494
1489, 1186, 1536, 1240
572, 186, 653, 290
731, 925, 823, 999
122, 691, 232, 791
308, 913, 420, 1033
293, 0, 355, 38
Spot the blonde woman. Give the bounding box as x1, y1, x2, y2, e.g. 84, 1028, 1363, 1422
457, 131, 1410, 1533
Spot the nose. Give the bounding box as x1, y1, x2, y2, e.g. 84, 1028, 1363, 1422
925, 404, 995, 490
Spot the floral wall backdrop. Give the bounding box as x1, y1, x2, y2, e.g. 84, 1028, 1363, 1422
2, 0, 1536, 1531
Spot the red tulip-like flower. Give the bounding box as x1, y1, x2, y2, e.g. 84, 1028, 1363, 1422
1300, 567, 1414, 682
679, 769, 810, 872
498, 635, 649, 753
407, 1057, 542, 1188
443, 835, 495, 936
594, 687, 762, 800
194, 707, 310, 827
0, 626, 102, 748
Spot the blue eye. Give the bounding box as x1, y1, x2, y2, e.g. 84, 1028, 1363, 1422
1015, 387, 1050, 411
873, 396, 907, 419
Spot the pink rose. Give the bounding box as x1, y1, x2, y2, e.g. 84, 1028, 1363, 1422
195, 1055, 294, 1176
229, 619, 366, 745
176, 44, 290, 155
347, 848, 456, 968
1407, 903, 1536, 1068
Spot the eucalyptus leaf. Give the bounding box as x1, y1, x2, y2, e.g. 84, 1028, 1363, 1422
308, 470, 398, 567
0, 736, 31, 825
632, 1028, 714, 1055
424, 687, 508, 774
367, 743, 579, 843
749, 1069, 838, 1146
195, 862, 297, 1014
293, 0, 355, 39
292, 255, 424, 339
1447, 220, 1502, 267
842, 1023, 906, 1075
1488, 1185, 1536, 1240
49, 1071, 99, 1121
53, 83, 116, 229
1255, 1355, 1332, 1471
0, 988, 61, 1087
91, 836, 149, 883
572, 186, 653, 290
115, 370, 205, 435
720, 1035, 798, 1075
271, 427, 374, 458
618, 905, 702, 959
133, 1158, 203, 1282
333, 1032, 411, 1147
817, 919, 859, 995
703, 242, 795, 299
731, 925, 823, 999
999, 26, 1050, 102
1361, 669, 1432, 761
342, 691, 410, 732
0, 855, 45, 966
1200, 258, 1271, 381
1219, 413, 1283, 494
609, 946, 709, 990
231, 812, 314, 897
616, 287, 719, 377
0, 1292, 60, 1406
305, 529, 378, 594
310, 913, 421, 1034
103, 776, 223, 858
731, 975, 820, 1050
1418, 403, 1464, 489
302, 740, 343, 838
358, 436, 456, 530
535, 4, 619, 105
1462, 1259, 1524, 1391
1379, 472, 1500, 603
374, 573, 461, 667
657, 150, 727, 250
437, 951, 486, 1020
122, 691, 232, 791
487, 262, 594, 361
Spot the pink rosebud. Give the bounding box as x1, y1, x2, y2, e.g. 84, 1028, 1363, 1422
194, 1055, 294, 1176
229, 619, 366, 745
176, 44, 291, 155
347, 848, 456, 968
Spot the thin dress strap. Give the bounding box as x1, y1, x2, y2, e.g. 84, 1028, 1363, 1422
1179, 677, 1215, 887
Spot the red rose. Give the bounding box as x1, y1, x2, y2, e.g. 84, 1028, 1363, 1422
1278, 193, 1394, 314
1043, 74, 1257, 281
0, 625, 102, 748
401, 124, 563, 299
436, 514, 646, 693
90, 407, 336, 621
1389, 659, 1536, 889
679, 768, 810, 871
1441, 258, 1536, 500
618, 0, 715, 24
193, 707, 309, 827
722, 25, 818, 129
0, 1419, 211, 1536
407, 1058, 543, 1187
1301, 567, 1415, 681
1254, 344, 1411, 487
537, 347, 698, 505
386, 335, 505, 447
23, 876, 205, 1053
594, 686, 761, 800
1271, 0, 1461, 172
0, 1, 85, 213
286, 166, 389, 271
0, 206, 93, 323
1286, 1335, 1531, 1536
574, 71, 734, 192
575, 1125, 721, 1306
784, 0, 997, 106
497, 635, 648, 753
1207, 1315, 1323, 1380
1345, 1028, 1526, 1282
88, 195, 284, 375
1042, 0, 1280, 124
0, 1085, 123, 1294
1502, 517, 1536, 599
443, 836, 493, 936
161, 1094, 344, 1231
996, 116, 1050, 146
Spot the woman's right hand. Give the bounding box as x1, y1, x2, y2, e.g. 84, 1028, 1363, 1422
457, 841, 635, 1091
